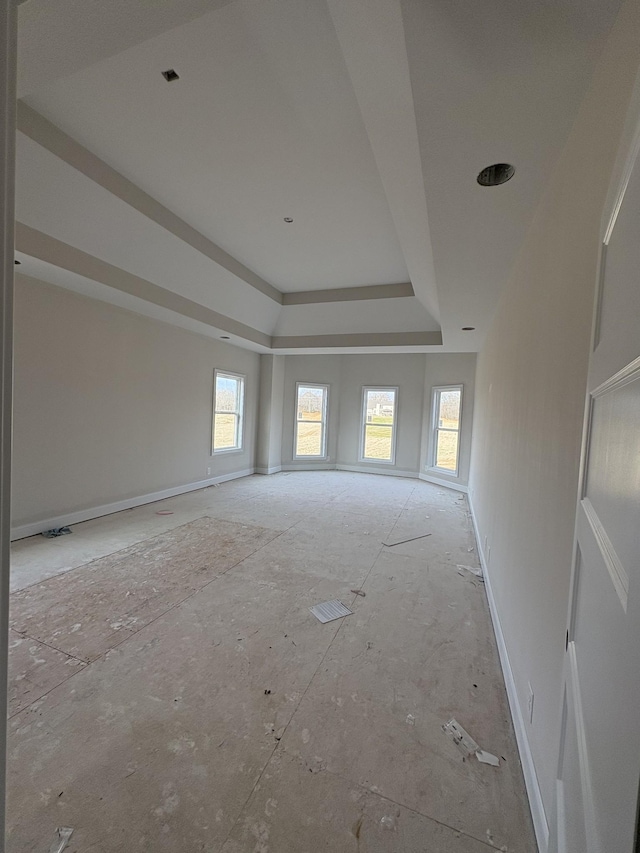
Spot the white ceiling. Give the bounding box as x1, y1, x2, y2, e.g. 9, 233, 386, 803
15, 0, 622, 353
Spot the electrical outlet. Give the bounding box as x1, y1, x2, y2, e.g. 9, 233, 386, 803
206, 466, 211, 476
527, 683, 534, 724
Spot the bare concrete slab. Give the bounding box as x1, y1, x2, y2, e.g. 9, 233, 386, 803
279, 549, 529, 850
8, 630, 85, 716
8, 571, 352, 851
7, 471, 535, 852
221, 749, 491, 853
10, 517, 280, 661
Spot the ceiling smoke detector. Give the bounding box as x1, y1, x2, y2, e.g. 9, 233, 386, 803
477, 163, 515, 187
161, 69, 180, 82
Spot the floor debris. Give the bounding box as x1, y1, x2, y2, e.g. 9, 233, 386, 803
48, 827, 74, 853
309, 600, 353, 623
383, 532, 432, 547
41, 527, 71, 539
442, 718, 479, 755
442, 719, 501, 767
456, 564, 484, 579
156, 511, 174, 516
476, 749, 501, 767
350, 589, 366, 597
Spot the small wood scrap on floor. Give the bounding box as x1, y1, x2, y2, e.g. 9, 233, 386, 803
442, 718, 500, 767
456, 564, 484, 579
382, 532, 432, 547
350, 589, 366, 597
48, 826, 74, 853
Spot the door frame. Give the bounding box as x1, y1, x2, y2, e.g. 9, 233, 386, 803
0, 2, 16, 852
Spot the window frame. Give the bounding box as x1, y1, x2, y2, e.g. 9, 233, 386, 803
359, 386, 399, 465
294, 382, 330, 460
428, 384, 463, 476
212, 369, 246, 454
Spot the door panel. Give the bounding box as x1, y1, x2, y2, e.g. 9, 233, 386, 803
556, 128, 640, 852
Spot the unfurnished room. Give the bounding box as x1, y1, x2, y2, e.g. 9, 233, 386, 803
0, 1, 639, 852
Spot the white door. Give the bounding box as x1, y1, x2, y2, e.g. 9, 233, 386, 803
553, 93, 640, 852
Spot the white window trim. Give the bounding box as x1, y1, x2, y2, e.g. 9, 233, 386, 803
359, 386, 399, 465
212, 369, 246, 454
294, 382, 330, 460
427, 384, 463, 477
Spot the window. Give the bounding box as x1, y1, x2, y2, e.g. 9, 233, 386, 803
360, 387, 398, 463
295, 383, 329, 458
430, 385, 462, 475
212, 370, 245, 452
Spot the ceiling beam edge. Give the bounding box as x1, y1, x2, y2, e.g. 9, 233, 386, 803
282, 281, 414, 305
272, 331, 442, 348
15, 222, 272, 348
16, 101, 283, 305
326, 0, 440, 322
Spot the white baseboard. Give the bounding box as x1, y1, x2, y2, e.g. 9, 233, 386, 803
11, 468, 256, 541
418, 472, 468, 493
255, 465, 283, 475
335, 463, 418, 478
282, 462, 335, 471
468, 496, 549, 853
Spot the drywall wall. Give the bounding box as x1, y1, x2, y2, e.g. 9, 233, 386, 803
468, 0, 640, 842
281, 352, 475, 482
12, 275, 260, 529
256, 354, 285, 473
421, 352, 476, 488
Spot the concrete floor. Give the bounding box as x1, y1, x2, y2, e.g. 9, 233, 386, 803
7, 471, 536, 852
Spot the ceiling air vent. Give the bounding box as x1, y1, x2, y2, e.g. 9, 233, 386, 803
477, 163, 515, 187
161, 69, 180, 82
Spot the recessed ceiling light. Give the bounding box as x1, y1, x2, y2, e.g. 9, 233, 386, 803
477, 163, 515, 187
462, 326, 475, 331
283, 217, 293, 223
220, 335, 230, 340
161, 69, 180, 82
14, 260, 21, 265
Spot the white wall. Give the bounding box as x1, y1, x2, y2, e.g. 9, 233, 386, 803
468, 0, 640, 843
12, 275, 260, 531
280, 352, 475, 482
256, 354, 285, 473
